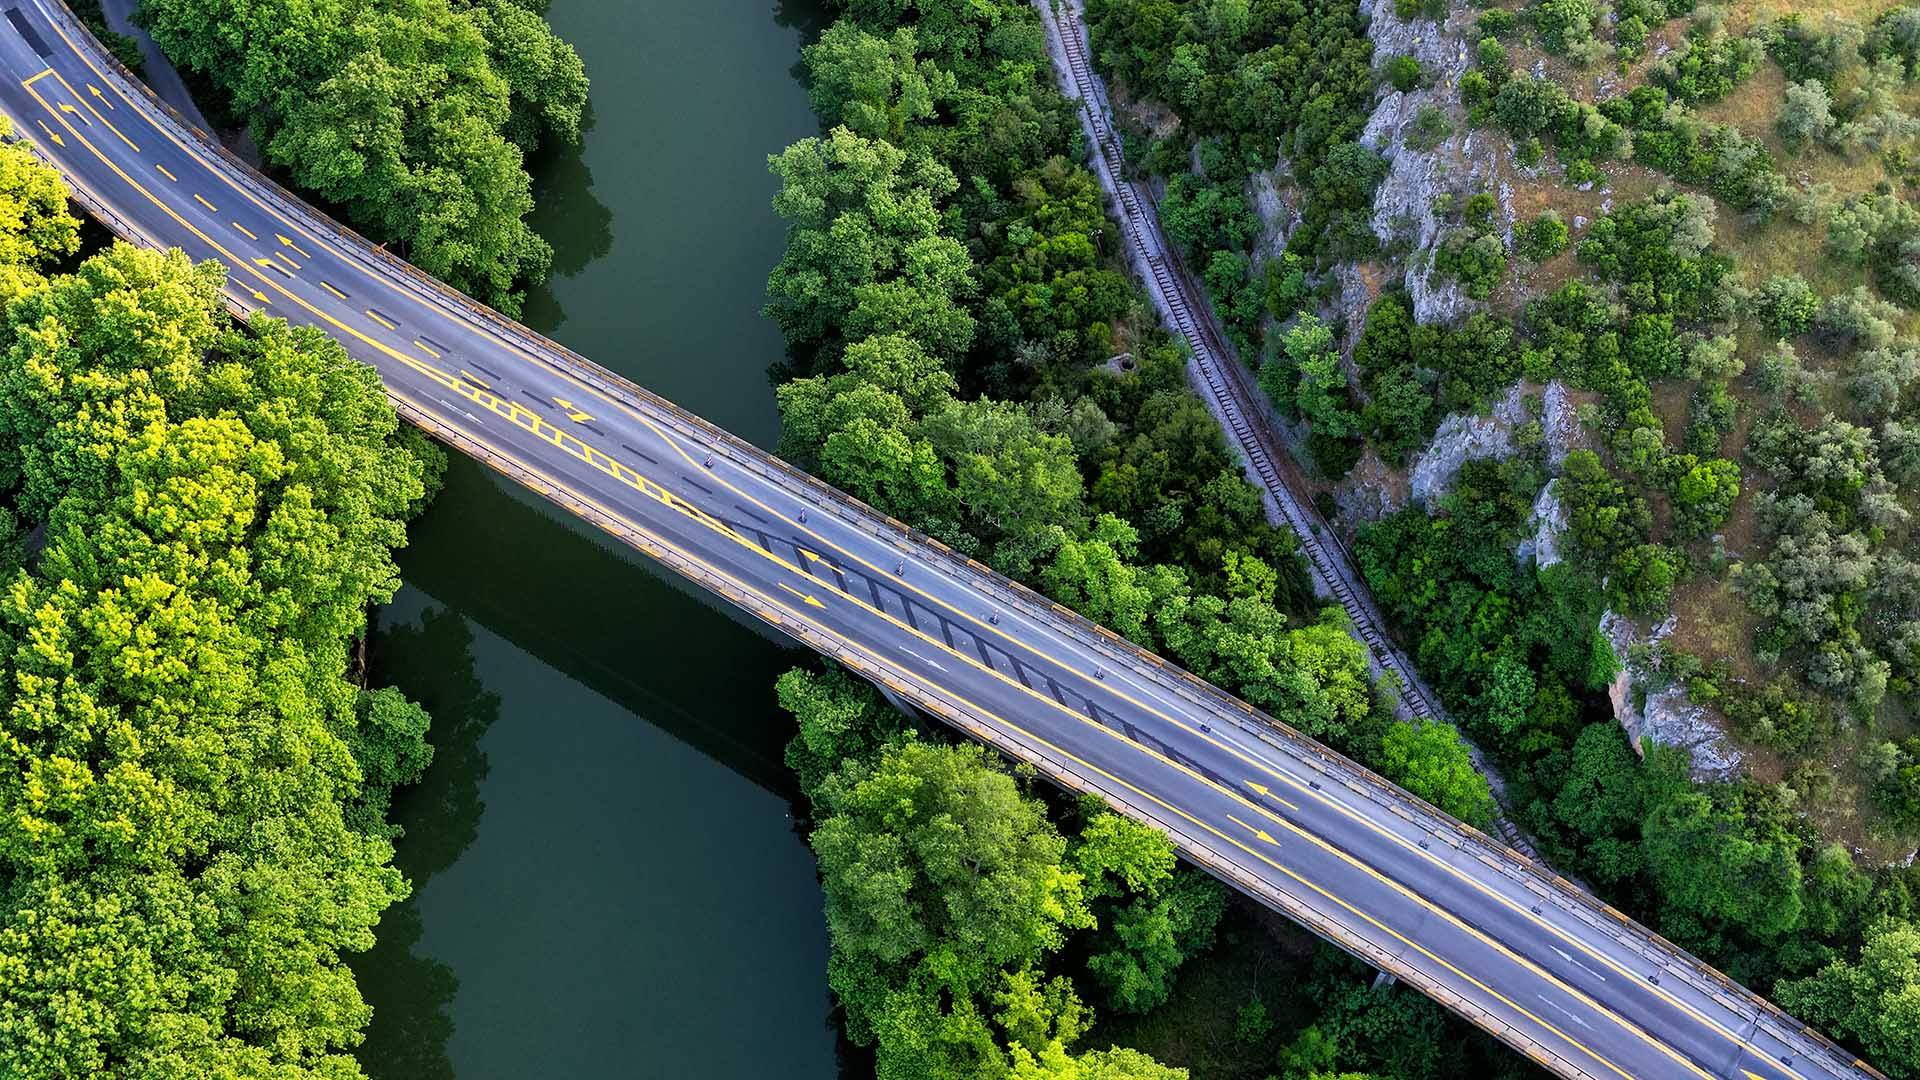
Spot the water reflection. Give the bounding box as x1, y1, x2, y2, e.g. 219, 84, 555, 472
522, 101, 616, 333
355, 605, 500, 1080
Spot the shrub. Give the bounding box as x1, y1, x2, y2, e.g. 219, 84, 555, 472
1519, 210, 1572, 260
1477, 8, 1519, 38
1778, 79, 1836, 148
1751, 273, 1819, 337
1386, 54, 1424, 91
1651, 23, 1762, 104
1533, 0, 1602, 59
1406, 105, 1454, 152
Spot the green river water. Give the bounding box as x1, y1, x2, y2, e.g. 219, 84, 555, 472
349, 1, 848, 1076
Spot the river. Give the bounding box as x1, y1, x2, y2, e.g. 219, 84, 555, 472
349, 1, 846, 1077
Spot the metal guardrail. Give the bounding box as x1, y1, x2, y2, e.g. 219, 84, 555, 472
42, 3, 1882, 1076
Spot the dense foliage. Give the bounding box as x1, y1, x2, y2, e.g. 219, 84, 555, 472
140, 0, 588, 314
0, 153, 442, 1073
779, 667, 1222, 1080
1086, 0, 1381, 359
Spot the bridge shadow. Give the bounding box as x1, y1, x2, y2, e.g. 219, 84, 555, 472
391, 453, 809, 795
351, 453, 817, 1077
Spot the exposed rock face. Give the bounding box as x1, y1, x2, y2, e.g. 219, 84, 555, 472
1516, 478, 1567, 568
1335, 443, 1408, 524
1355, 0, 1489, 327
1601, 612, 1744, 781
1250, 170, 1298, 263
1541, 380, 1584, 468
1408, 383, 1529, 505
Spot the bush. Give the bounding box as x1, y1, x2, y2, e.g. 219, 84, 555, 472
1406, 104, 1454, 152
1752, 273, 1819, 337
1534, 0, 1603, 60
1519, 210, 1572, 260
1778, 79, 1836, 148
1386, 54, 1424, 91
1651, 23, 1762, 104
1476, 8, 1519, 39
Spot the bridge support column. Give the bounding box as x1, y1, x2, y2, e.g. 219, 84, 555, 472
1371, 970, 1398, 991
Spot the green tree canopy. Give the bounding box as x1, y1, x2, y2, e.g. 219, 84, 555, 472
0, 243, 440, 1077
140, 0, 587, 313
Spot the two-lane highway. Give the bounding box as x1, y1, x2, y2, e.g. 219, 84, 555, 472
0, 3, 1884, 1077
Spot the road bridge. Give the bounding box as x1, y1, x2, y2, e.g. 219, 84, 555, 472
0, 4, 1883, 1078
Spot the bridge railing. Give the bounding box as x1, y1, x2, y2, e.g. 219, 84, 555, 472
44, 4, 1879, 1076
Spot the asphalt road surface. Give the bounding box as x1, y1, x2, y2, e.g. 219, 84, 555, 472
0, 3, 1885, 1078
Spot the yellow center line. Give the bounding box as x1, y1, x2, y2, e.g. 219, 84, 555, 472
232, 221, 257, 241
43, 14, 345, 262
192, 192, 215, 212
377, 312, 1708, 1078
601, 371, 1798, 1073
155, 163, 175, 182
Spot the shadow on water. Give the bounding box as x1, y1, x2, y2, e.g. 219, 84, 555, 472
773, 0, 834, 81
392, 454, 809, 795
352, 606, 498, 1080
521, 101, 615, 332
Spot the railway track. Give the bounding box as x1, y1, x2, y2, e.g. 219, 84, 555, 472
1041, 0, 1541, 859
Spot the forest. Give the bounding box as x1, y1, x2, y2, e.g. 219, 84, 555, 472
136, 0, 588, 316
23, 0, 1920, 1073
1074, 0, 1920, 1074
761, 1, 1534, 1077
0, 120, 443, 1076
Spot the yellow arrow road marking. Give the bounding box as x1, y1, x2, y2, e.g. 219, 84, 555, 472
1227, 814, 1279, 845
779, 583, 827, 609
87, 83, 111, 108
1246, 781, 1300, 812
57, 102, 90, 125
48, 71, 135, 149
551, 397, 592, 423
276, 233, 311, 258
34, 119, 63, 147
